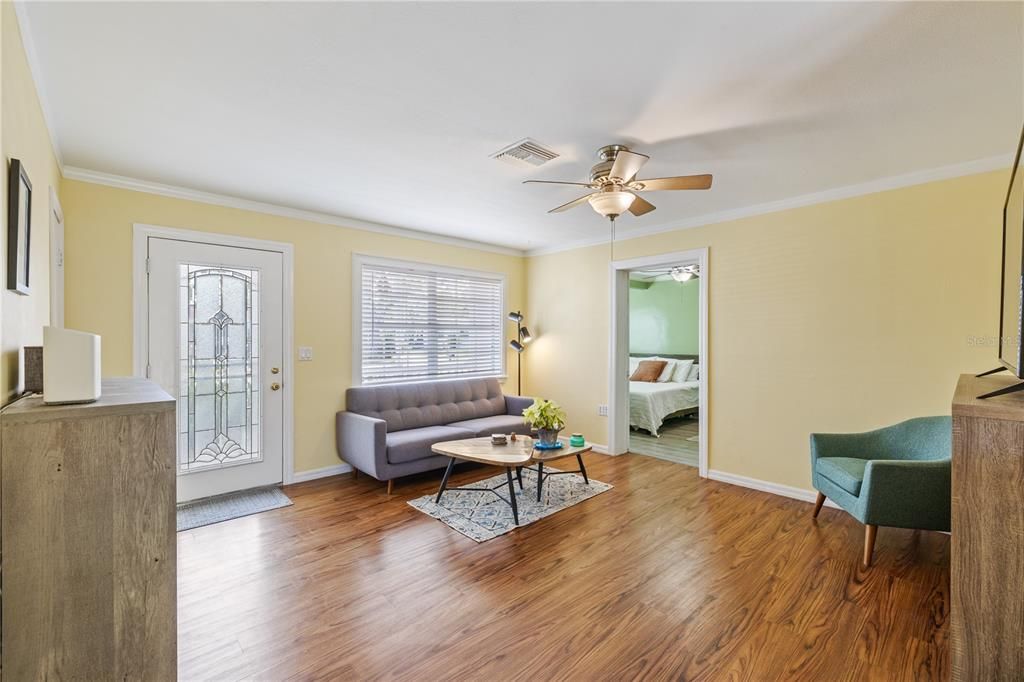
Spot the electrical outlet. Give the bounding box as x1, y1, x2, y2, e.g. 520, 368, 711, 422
298, 346, 313, 361
597, 404, 608, 417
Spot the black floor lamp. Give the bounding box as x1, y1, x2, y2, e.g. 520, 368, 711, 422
507, 311, 532, 395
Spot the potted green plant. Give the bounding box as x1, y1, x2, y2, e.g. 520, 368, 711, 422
522, 399, 567, 446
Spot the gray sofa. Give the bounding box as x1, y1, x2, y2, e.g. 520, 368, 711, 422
337, 377, 534, 486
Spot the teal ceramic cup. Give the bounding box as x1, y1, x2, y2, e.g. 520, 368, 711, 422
569, 433, 585, 447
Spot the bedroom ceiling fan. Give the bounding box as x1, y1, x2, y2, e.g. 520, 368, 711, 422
524, 144, 713, 220
633, 264, 701, 282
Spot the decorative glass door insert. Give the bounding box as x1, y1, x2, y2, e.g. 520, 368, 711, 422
179, 264, 261, 473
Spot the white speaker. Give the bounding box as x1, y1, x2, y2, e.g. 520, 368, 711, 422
43, 327, 101, 405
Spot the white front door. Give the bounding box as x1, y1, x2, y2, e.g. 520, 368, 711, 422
147, 237, 285, 502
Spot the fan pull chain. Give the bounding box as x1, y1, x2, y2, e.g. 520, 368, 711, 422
609, 215, 616, 262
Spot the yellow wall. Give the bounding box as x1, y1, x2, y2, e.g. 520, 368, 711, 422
60, 179, 526, 475
1, 2, 61, 402
524, 171, 1006, 491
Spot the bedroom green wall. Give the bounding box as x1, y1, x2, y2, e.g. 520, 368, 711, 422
629, 279, 699, 355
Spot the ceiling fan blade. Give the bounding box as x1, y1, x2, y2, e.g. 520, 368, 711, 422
548, 193, 595, 213
523, 180, 593, 188
634, 174, 713, 191
628, 194, 656, 216
609, 150, 649, 182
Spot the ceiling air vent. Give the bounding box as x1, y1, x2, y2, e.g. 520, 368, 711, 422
491, 138, 559, 167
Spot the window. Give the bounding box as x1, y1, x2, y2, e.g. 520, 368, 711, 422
355, 256, 505, 384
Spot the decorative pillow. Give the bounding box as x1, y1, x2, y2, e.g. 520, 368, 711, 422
686, 363, 700, 381
629, 357, 641, 375
630, 360, 667, 382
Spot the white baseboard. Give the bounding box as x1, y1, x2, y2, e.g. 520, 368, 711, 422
290, 462, 353, 484
590, 443, 609, 455
707, 469, 839, 509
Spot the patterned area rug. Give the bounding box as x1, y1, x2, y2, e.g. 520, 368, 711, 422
408, 466, 612, 542
177, 486, 293, 531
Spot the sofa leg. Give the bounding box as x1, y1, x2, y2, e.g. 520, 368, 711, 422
351, 469, 358, 480
813, 492, 826, 518
386, 479, 394, 496
863, 524, 877, 567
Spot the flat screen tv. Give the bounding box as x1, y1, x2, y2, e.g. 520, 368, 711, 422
980, 123, 1024, 398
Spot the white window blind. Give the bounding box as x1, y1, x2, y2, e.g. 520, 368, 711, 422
359, 260, 504, 384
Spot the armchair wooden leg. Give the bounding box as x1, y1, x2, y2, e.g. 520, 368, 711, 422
386, 479, 394, 496
813, 492, 826, 518
351, 469, 358, 480
863, 524, 877, 567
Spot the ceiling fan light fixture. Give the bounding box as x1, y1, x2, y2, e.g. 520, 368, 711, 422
588, 191, 635, 218
670, 265, 698, 282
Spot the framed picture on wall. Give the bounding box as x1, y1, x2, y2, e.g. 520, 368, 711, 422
7, 158, 32, 295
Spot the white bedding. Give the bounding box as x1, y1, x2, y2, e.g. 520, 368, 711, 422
629, 380, 699, 436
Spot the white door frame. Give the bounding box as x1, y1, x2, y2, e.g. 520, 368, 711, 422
608, 247, 709, 477
131, 223, 296, 484
49, 187, 64, 327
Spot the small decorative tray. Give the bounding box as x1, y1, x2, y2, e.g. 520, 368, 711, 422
534, 440, 564, 451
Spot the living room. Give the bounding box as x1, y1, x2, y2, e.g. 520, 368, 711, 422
2, 1, 1022, 679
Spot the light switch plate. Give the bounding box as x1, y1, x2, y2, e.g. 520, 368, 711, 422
298, 346, 313, 361
597, 404, 608, 416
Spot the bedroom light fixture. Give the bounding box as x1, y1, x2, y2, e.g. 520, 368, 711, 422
670, 265, 699, 282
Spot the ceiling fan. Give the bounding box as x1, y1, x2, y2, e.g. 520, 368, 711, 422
524, 144, 712, 220
633, 264, 700, 282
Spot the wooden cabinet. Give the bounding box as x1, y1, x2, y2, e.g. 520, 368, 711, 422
1, 377, 177, 680
951, 373, 1024, 680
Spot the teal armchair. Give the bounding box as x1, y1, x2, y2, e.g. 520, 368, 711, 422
810, 416, 951, 566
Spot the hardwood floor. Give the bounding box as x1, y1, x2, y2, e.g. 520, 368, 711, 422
178, 454, 949, 681
629, 415, 700, 467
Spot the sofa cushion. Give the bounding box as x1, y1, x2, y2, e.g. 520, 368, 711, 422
450, 414, 532, 437
386, 425, 476, 465
816, 457, 868, 496
347, 378, 507, 432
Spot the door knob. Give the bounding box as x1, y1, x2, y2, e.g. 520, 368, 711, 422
271, 382, 281, 391
271, 367, 280, 374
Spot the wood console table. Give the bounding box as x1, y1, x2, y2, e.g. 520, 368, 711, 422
951, 373, 1024, 680
0, 377, 177, 680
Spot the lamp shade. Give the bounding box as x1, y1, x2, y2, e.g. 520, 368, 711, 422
509, 339, 524, 353
588, 191, 635, 217
519, 326, 532, 344
507, 311, 523, 322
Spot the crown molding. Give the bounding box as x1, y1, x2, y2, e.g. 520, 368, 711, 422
14, 1, 65, 172
62, 166, 526, 257
526, 153, 1014, 257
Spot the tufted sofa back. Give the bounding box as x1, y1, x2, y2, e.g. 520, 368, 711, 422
345, 377, 507, 432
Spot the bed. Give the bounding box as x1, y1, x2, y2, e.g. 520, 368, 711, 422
629, 353, 699, 436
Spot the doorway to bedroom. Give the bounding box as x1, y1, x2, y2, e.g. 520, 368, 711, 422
627, 265, 701, 466
608, 249, 707, 474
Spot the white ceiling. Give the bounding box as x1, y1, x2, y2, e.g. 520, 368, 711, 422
20, 1, 1024, 253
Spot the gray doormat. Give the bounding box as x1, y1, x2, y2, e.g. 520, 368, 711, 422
177, 486, 292, 531
408, 466, 612, 542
